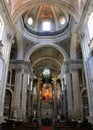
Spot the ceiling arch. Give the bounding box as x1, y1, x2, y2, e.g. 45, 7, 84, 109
24, 43, 68, 61
12, 0, 80, 23
29, 46, 64, 78
31, 57, 62, 69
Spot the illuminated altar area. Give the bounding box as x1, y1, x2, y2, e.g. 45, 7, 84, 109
41, 83, 54, 119
32, 67, 62, 122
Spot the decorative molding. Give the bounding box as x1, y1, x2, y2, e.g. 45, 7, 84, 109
10, 60, 31, 73
63, 59, 83, 73
78, 33, 85, 41
7, 33, 15, 44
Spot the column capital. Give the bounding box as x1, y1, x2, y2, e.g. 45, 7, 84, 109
63, 59, 83, 73
10, 60, 31, 73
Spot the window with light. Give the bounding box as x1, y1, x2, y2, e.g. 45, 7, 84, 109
0, 58, 3, 81
0, 16, 4, 39
88, 12, 93, 40
42, 21, 51, 31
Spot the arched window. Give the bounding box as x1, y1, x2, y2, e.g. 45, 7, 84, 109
0, 15, 4, 39
4, 89, 12, 117
88, 12, 93, 40
0, 58, 3, 81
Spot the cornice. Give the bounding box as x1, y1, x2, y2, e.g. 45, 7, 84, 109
63, 59, 83, 73
10, 59, 30, 65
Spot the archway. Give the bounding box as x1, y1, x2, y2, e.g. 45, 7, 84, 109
82, 89, 89, 118
4, 89, 12, 118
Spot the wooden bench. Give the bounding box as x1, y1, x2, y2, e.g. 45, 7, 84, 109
2, 121, 39, 130
54, 121, 89, 130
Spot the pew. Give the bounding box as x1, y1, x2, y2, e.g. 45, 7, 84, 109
54, 121, 89, 130
2, 120, 39, 130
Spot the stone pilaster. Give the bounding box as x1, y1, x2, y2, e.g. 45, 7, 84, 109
21, 66, 29, 119
70, 33, 77, 59
85, 60, 93, 123
71, 69, 83, 120
63, 59, 83, 120
13, 67, 22, 119
66, 73, 73, 119
0, 33, 14, 122
13, 60, 30, 120
63, 62, 73, 119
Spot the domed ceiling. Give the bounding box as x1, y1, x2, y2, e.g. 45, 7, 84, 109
22, 5, 69, 35
8, 0, 88, 79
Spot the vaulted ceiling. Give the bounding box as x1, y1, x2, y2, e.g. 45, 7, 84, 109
5, 0, 88, 78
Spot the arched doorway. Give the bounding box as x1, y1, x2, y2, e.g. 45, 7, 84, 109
82, 89, 89, 118
4, 89, 12, 118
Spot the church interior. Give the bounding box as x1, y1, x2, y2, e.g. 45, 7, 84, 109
0, 0, 93, 130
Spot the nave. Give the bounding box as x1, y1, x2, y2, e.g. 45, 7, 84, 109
1, 0, 93, 128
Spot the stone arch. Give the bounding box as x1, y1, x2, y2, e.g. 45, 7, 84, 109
3, 88, 13, 117
24, 43, 68, 61
12, 0, 80, 23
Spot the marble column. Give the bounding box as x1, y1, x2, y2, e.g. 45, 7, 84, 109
13, 67, 22, 119
71, 68, 83, 120
0, 33, 14, 122
13, 61, 30, 120
85, 60, 93, 123
21, 66, 29, 119
62, 61, 73, 119
66, 73, 73, 119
